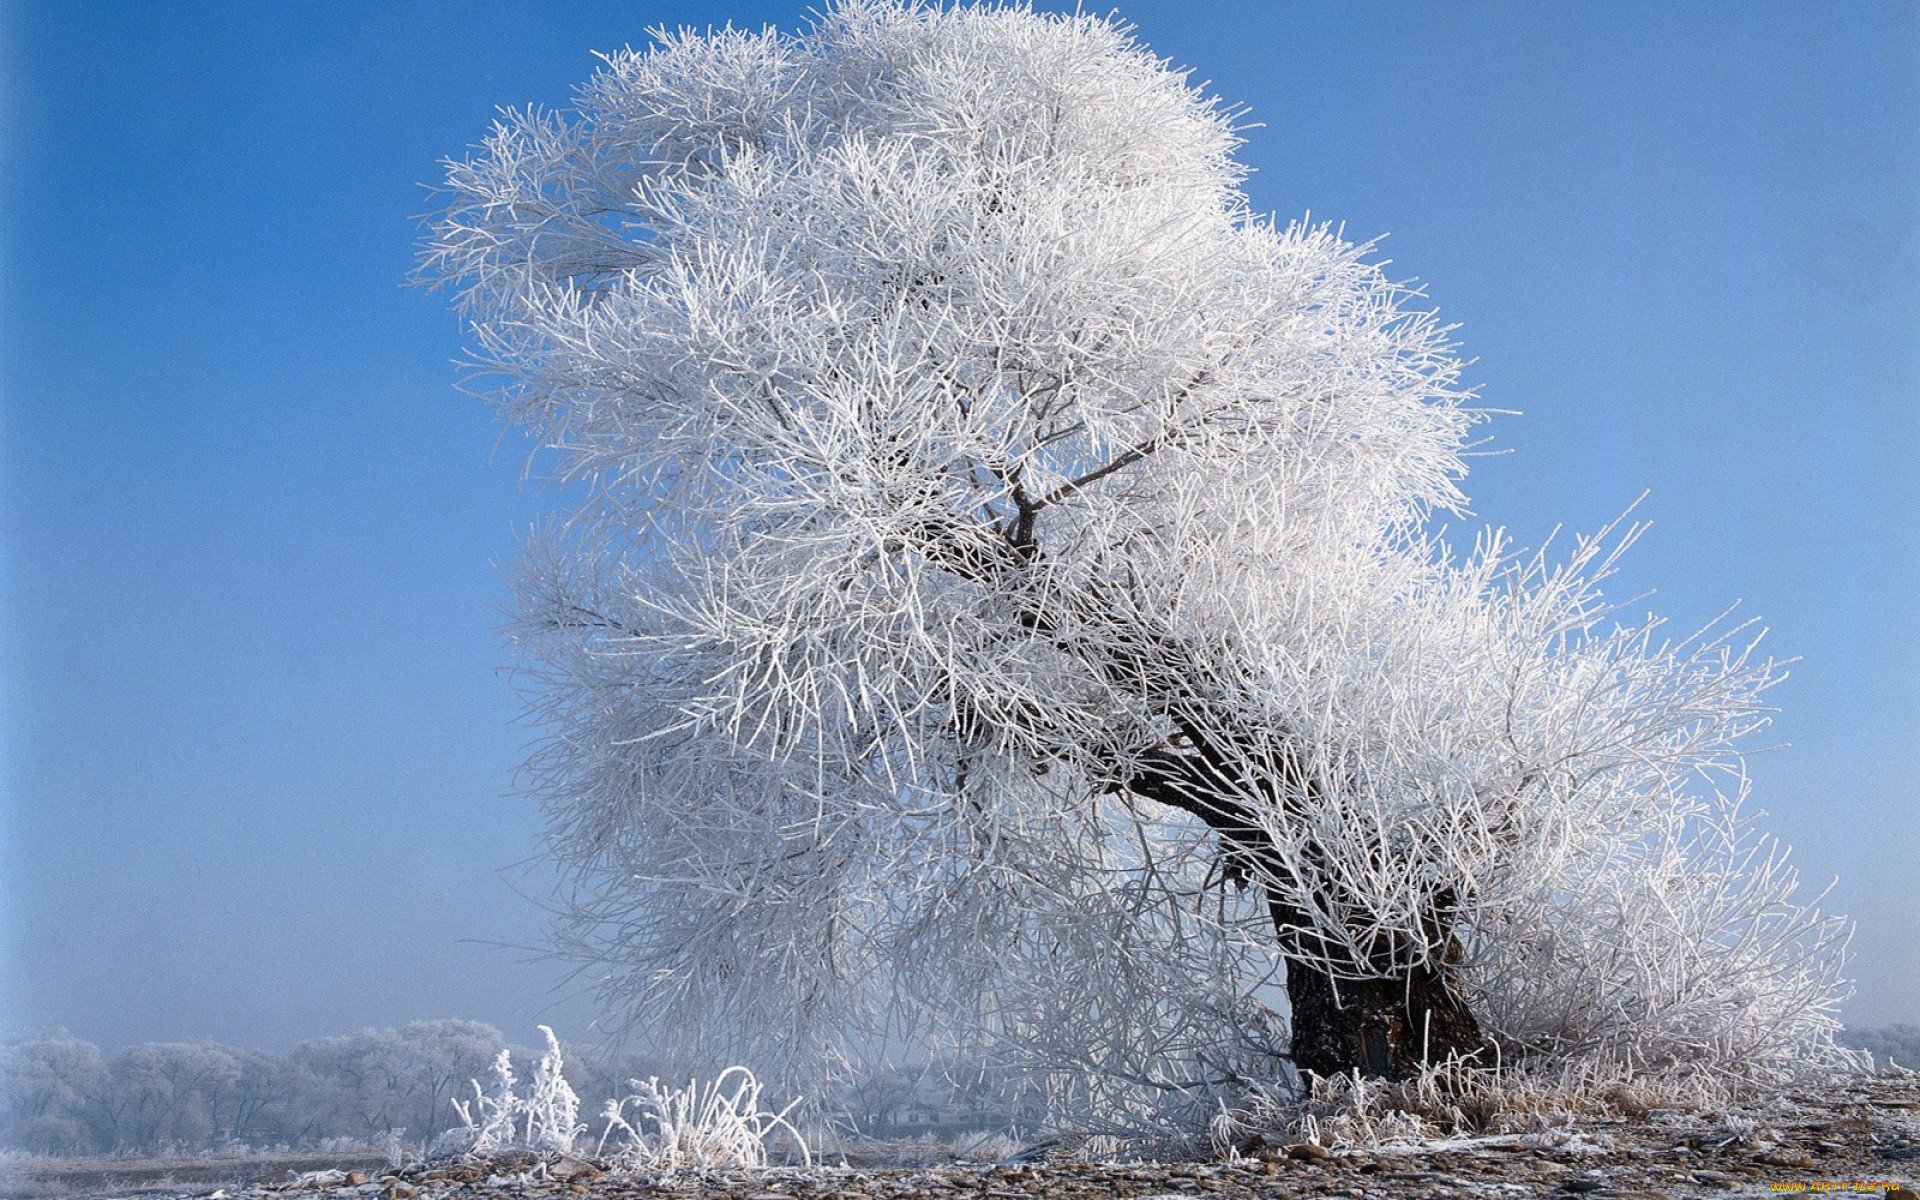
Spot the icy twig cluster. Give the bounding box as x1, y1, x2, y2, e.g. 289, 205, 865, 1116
423, 0, 1855, 1128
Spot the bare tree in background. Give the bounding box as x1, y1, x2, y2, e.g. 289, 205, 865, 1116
423, 0, 1853, 1126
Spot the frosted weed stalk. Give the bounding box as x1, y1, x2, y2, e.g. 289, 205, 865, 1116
451, 1026, 584, 1156
451, 1030, 806, 1171
597, 1066, 811, 1170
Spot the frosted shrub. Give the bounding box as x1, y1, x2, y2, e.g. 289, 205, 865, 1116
1211, 1054, 1816, 1155
597, 1066, 810, 1170
948, 1129, 1023, 1163
1468, 789, 1860, 1081
449, 1030, 805, 1171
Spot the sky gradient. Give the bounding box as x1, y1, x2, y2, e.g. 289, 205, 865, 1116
4, 0, 1915, 1051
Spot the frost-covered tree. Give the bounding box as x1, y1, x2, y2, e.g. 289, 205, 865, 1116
0, 1032, 107, 1154
287, 1021, 508, 1144
1841, 1023, 1920, 1073
213, 1048, 311, 1147
391, 1020, 511, 1141
94, 1042, 242, 1152
423, 0, 1853, 1119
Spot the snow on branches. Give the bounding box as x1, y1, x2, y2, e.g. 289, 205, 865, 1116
423, 0, 1854, 1128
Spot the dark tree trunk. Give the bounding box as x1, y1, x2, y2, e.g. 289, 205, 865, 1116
1261, 883, 1487, 1082
1276, 922, 1485, 1081
1114, 744, 1487, 1082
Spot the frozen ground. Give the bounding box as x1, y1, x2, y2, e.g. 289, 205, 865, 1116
0, 1152, 395, 1200
8, 1074, 1915, 1200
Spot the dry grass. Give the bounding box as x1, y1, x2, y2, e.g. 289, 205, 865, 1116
1210, 1054, 1809, 1155
596, 1067, 811, 1171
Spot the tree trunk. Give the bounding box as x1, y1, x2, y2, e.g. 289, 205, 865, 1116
1281, 951, 1485, 1082
1113, 749, 1487, 1081
1265, 891, 1486, 1082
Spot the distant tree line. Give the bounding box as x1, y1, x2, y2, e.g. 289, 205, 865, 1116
0, 1021, 660, 1156
1841, 1023, 1920, 1072
9, 1018, 1907, 1157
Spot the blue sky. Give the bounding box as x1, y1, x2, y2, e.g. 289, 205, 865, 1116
4, 0, 1914, 1051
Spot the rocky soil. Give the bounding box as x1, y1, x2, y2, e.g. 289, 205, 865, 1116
18, 1075, 1918, 1200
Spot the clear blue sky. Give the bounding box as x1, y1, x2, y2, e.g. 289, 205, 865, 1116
3, 0, 1914, 1052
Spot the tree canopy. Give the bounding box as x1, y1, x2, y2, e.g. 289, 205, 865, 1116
425, 0, 1855, 1128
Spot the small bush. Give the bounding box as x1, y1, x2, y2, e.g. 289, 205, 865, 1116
449, 1030, 806, 1172
597, 1067, 809, 1170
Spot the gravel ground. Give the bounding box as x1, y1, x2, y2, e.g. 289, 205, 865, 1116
18, 1075, 1918, 1200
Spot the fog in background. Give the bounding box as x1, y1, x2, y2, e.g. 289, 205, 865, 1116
4, 0, 1915, 1053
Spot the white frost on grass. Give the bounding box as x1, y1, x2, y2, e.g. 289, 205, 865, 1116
597, 1066, 811, 1170
451, 1027, 584, 1156
450, 1030, 806, 1171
